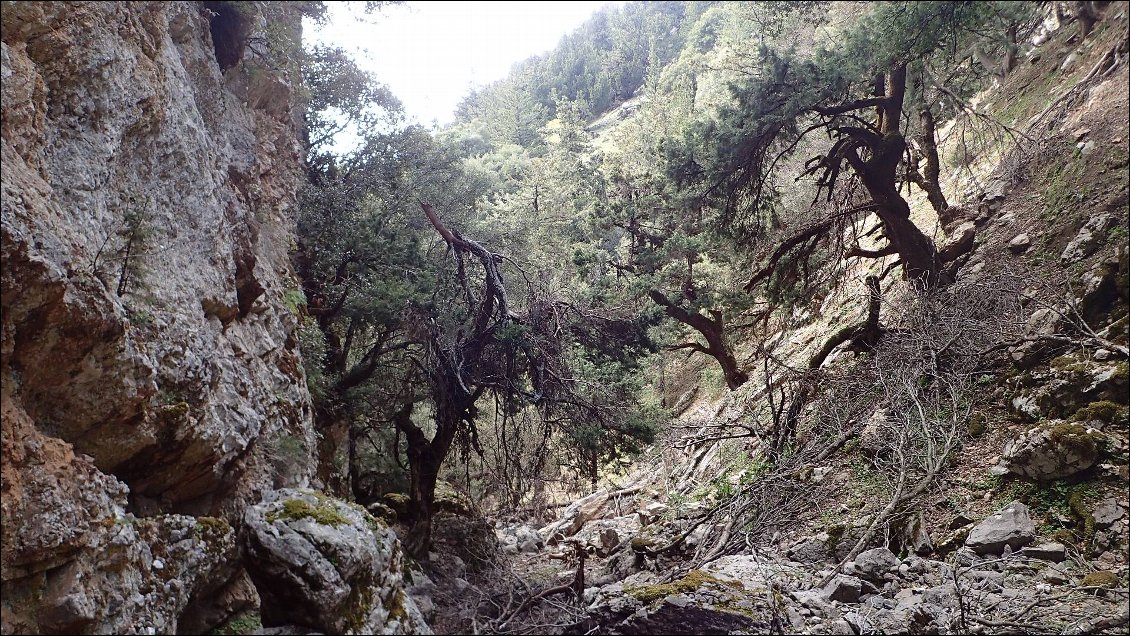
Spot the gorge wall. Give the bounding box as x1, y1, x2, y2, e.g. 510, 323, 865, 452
2, 2, 316, 632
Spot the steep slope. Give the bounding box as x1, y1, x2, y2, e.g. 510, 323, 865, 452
1, 2, 314, 632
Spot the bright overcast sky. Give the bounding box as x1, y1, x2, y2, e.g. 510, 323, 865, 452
306, 1, 620, 127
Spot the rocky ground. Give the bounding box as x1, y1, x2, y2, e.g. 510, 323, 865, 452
411, 464, 1127, 635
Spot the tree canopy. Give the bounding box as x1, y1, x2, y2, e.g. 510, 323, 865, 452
293, 0, 1073, 559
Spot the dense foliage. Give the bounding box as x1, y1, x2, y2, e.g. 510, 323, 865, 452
295, 0, 1063, 557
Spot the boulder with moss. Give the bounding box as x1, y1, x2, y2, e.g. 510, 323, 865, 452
1073, 400, 1130, 431
1080, 570, 1120, 589
583, 567, 793, 634
1002, 421, 1104, 480
432, 480, 475, 517
243, 489, 432, 635
1020, 356, 1130, 420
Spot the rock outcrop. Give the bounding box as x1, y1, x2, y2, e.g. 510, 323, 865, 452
583, 567, 783, 635
2, 2, 314, 632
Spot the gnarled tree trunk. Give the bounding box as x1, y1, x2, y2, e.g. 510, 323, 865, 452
397, 396, 462, 559
648, 289, 749, 390
848, 65, 944, 289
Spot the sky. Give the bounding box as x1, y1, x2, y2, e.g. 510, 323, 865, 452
305, 1, 620, 127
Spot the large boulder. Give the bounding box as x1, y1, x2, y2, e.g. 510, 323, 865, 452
574, 515, 642, 555
1002, 421, 1103, 480
823, 575, 863, 603
243, 489, 431, 635
965, 501, 1035, 555
1012, 355, 1130, 420
583, 568, 795, 635
540, 489, 615, 537
0, 395, 241, 634
851, 547, 899, 583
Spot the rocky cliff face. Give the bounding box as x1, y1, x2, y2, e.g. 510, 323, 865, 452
1, 2, 315, 632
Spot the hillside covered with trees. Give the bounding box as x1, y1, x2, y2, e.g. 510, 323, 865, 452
295, 1, 1130, 632
1, 1, 1127, 635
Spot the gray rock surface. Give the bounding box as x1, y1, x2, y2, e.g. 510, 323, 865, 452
1021, 542, 1068, 562
1002, 422, 1102, 480
852, 547, 899, 583
966, 501, 1036, 554
1094, 498, 1128, 528
497, 524, 544, 554
582, 565, 790, 635
1, 3, 312, 633
1008, 233, 1032, 253
243, 489, 432, 635
1061, 214, 1117, 263
823, 575, 863, 603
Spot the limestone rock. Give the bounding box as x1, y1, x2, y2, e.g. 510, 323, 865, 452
1011, 356, 1129, 419
852, 547, 899, 583
1008, 233, 1032, 254
1008, 308, 1064, 368
540, 488, 615, 537
518, 525, 543, 552
243, 489, 431, 635
575, 515, 641, 556
938, 221, 976, 261
0, 381, 241, 634
1061, 214, 1117, 264
639, 502, 669, 525
582, 568, 790, 634
965, 501, 1036, 555
823, 575, 863, 603
1002, 421, 1102, 480
2, 0, 314, 514
1020, 542, 1067, 562
3, 3, 314, 631
788, 536, 832, 564
1093, 498, 1128, 528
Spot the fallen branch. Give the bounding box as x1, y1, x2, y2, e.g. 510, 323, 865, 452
494, 543, 587, 630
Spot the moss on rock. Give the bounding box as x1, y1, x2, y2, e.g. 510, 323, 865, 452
627, 570, 742, 604
1072, 400, 1130, 429
195, 515, 231, 538
1081, 570, 1119, 588
967, 412, 988, 437
1067, 489, 1096, 549
367, 502, 397, 523
342, 570, 377, 634
383, 588, 409, 623
267, 498, 350, 527
825, 524, 846, 552
381, 492, 410, 515
1046, 422, 1101, 458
